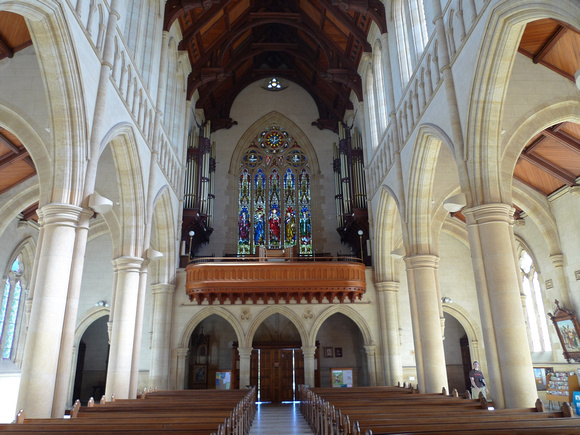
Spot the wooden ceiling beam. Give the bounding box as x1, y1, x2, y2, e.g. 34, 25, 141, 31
0, 146, 29, 170
518, 152, 576, 185
0, 172, 36, 196
0, 34, 14, 59
542, 128, 580, 155
178, 0, 231, 45
518, 48, 575, 81
533, 25, 567, 64
318, 0, 372, 51
0, 131, 20, 153
513, 174, 550, 196
331, 0, 387, 34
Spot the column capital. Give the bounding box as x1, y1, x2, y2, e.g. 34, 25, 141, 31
375, 281, 400, 293
151, 283, 176, 295
463, 203, 515, 225
404, 254, 439, 270
301, 346, 316, 358
363, 345, 376, 356
112, 256, 144, 272
550, 253, 564, 268
175, 347, 189, 358
237, 347, 253, 359
37, 203, 84, 227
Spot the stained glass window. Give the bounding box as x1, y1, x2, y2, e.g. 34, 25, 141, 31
1, 256, 23, 359
237, 126, 311, 255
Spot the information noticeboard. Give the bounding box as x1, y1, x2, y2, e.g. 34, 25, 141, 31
331, 368, 353, 388
216, 371, 231, 390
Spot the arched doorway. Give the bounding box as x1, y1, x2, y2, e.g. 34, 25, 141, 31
187, 315, 237, 390
249, 313, 304, 402
315, 313, 366, 387
73, 316, 109, 405
443, 312, 472, 394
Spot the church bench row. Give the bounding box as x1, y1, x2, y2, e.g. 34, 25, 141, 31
299, 385, 579, 435
1, 388, 256, 435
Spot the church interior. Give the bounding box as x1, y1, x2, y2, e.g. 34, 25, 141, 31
1, 0, 580, 426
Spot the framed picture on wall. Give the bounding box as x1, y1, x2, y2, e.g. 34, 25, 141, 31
193, 364, 207, 385
334, 347, 343, 357
324, 347, 334, 358
549, 300, 580, 363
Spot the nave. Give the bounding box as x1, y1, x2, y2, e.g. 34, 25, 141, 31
248, 403, 313, 435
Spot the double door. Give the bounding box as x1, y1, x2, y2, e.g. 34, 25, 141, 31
250, 348, 304, 402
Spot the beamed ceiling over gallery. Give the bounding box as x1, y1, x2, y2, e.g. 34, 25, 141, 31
164, 0, 387, 133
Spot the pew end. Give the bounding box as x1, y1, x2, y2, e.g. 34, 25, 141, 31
15, 410, 25, 424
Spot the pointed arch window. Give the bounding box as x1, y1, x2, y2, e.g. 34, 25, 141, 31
1, 256, 24, 359
238, 126, 312, 255
519, 249, 552, 352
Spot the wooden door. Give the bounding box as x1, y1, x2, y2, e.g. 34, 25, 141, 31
254, 348, 303, 402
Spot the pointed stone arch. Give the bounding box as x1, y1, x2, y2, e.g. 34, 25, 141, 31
149, 186, 177, 285
309, 305, 373, 347
501, 99, 580, 205
99, 124, 146, 258
405, 124, 456, 254
244, 306, 309, 349
441, 303, 485, 371
466, 1, 580, 205
373, 185, 404, 283
0, 1, 88, 205
229, 111, 321, 175
179, 307, 244, 349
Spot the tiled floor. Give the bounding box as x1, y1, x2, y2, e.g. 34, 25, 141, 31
248, 402, 314, 435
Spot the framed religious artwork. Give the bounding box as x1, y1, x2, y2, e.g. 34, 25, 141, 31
324, 347, 334, 358
193, 364, 208, 385
334, 347, 343, 358
548, 300, 580, 363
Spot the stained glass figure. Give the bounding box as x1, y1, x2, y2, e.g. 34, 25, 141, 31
299, 170, 312, 254
238, 170, 251, 255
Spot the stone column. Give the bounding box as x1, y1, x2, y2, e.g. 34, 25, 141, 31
405, 255, 448, 394
175, 347, 189, 389
551, 254, 572, 310
52, 208, 93, 416
17, 204, 83, 418
464, 203, 537, 408
129, 265, 149, 397
376, 281, 403, 386
364, 345, 377, 386
238, 347, 253, 389
149, 284, 175, 389
105, 256, 144, 400
302, 345, 316, 387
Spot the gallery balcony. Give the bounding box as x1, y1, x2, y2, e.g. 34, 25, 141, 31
185, 251, 366, 305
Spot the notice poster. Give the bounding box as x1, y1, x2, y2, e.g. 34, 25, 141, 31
331, 368, 353, 388
216, 371, 231, 390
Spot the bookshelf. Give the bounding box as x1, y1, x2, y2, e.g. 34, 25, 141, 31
546, 372, 579, 403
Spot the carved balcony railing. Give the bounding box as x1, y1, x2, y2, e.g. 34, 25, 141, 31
185, 256, 366, 304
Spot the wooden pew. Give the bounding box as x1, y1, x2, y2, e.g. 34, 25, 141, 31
298, 385, 580, 435
1, 387, 256, 435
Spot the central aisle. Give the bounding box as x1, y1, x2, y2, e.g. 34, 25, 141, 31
248, 402, 314, 435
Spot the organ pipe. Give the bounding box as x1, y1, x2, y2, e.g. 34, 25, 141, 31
334, 122, 367, 224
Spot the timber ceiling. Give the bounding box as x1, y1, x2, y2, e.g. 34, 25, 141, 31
0, 10, 578, 224
166, 0, 386, 133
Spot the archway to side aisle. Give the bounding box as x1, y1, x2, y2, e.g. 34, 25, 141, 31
315, 313, 367, 388
250, 313, 304, 403
187, 314, 237, 391
443, 313, 472, 396
72, 316, 109, 406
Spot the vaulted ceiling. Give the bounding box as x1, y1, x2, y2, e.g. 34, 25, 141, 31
165, 0, 386, 133
0, 9, 578, 223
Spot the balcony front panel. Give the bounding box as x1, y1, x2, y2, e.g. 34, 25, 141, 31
185, 259, 366, 304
